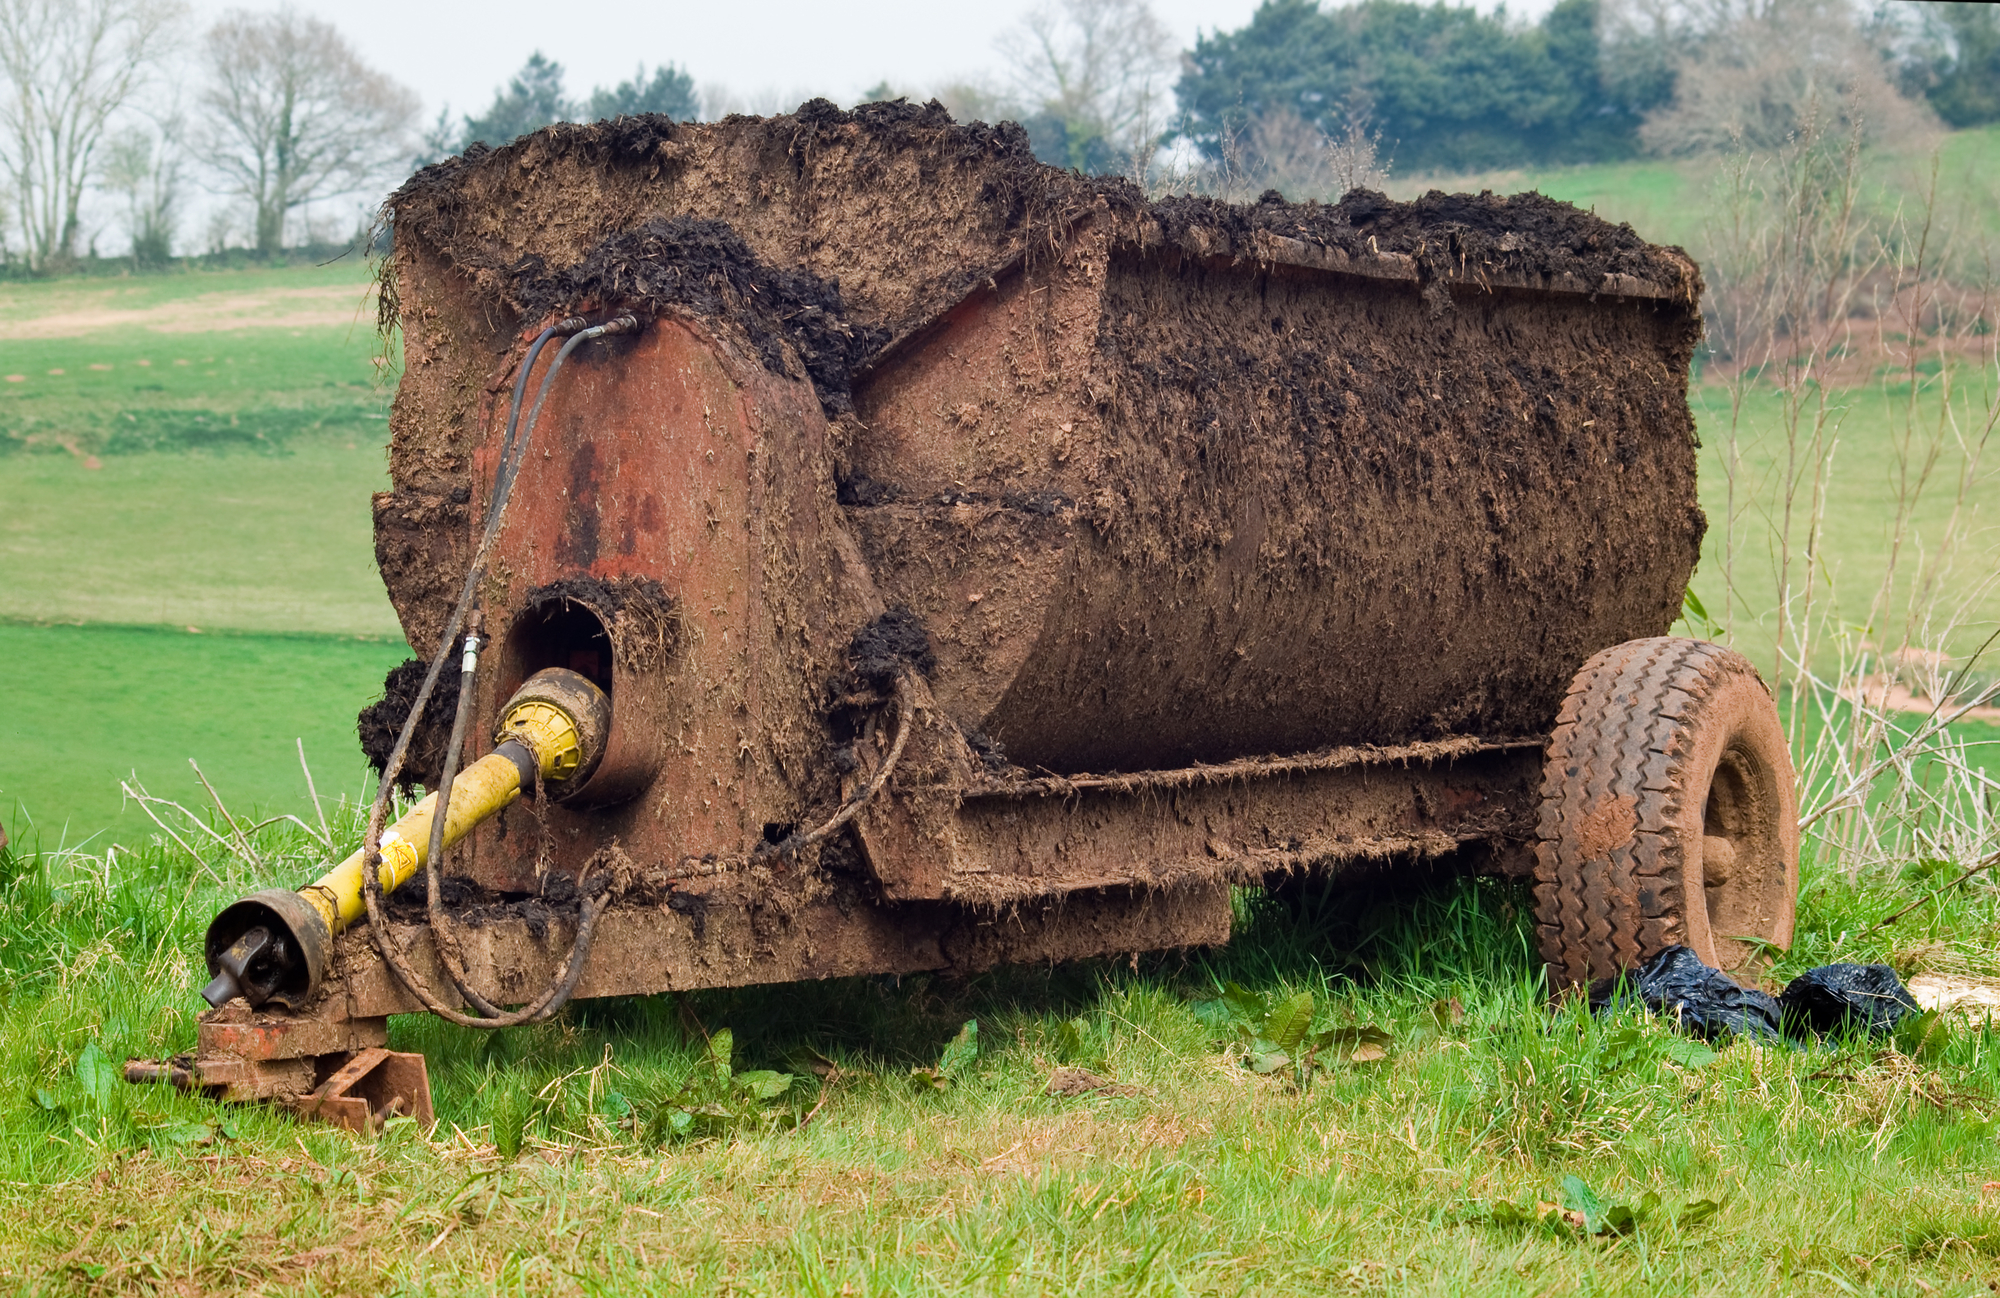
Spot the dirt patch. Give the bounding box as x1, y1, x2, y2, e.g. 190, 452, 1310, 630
1909, 974, 2000, 1020
1045, 1067, 1141, 1099
0, 284, 378, 338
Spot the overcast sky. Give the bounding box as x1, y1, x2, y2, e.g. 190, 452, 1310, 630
185, 0, 1555, 125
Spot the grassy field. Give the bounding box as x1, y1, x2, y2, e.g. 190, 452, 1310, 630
1390, 123, 2000, 257
1686, 377, 2000, 678
7, 816, 2000, 1293
0, 623, 407, 847
0, 136, 1997, 1294
2, 445, 397, 633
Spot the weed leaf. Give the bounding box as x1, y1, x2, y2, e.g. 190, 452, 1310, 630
1264, 992, 1315, 1052
1677, 1197, 1725, 1227
1663, 1038, 1720, 1068
938, 1021, 979, 1077
74, 1042, 116, 1111
1246, 1050, 1291, 1074
733, 1070, 793, 1101
1894, 1010, 1949, 1062
1561, 1176, 1607, 1234
707, 1027, 735, 1083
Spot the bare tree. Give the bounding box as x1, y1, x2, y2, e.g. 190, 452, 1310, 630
999, 0, 1177, 177
0, 0, 182, 271
1639, 0, 1937, 155
100, 100, 182, 265
199, 8, 417, 255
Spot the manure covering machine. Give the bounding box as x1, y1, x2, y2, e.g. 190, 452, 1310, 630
132, 102, 1800, 1128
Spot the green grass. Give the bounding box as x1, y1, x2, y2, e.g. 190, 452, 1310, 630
0, 440, 398, 634
1685, 378, 2000, 678
0, 254, 377, 324
1392, 123, 2000, 256
0, 622, 408, 847
0, 324, 391, 457
6, 817, 2000, 1293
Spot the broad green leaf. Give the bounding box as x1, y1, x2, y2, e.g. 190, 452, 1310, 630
1895, 1010, 1949, 1062
1483, 1200, 1540, 1226
1306, 1025, 1393, 1063
1677, 1198, 1724, 1226
163, 1122, 214, 1145
734, 1070, 794, 1101
601, 1091, 633, 1118
938, 1021, 979, 1077
707, 1028, 735, 1083
1561, 1176, 1607, 1235
1247, 1050, 1290, 1074
1264, 992, 1315, 1052
1663, 1038, 1719, 1068
909, 1066, 950, 1092
74, 1042, 117, 1111
1220, 982, 1265, 1026
1055, 1017, 1089, 1062
32, 1088, 59, 1112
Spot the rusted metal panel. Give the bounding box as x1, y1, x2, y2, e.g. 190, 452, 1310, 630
337, 880, 1233, 1019
297, 1049, 434, 1133
849, 739, 1541, 903
457, 317, 867, 893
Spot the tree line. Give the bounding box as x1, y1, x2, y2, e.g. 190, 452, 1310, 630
2, 0, 1994, 273
0, 1, 698, 273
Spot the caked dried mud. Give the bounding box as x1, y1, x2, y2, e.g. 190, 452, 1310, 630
374, 98, 1704, 788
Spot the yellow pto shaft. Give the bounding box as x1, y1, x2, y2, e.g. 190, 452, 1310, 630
199, 667, 610, 1010
300, 750, 527, 936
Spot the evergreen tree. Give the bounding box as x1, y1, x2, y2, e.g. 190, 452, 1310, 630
588, 63, 699, 121
463, 52, 574, 147
1176, 0, 1647, 174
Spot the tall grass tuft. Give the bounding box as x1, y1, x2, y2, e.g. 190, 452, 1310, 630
1694, 99, 2000, 893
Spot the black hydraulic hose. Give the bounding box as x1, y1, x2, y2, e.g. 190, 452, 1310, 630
359, 314, 637, 1030
365, 315, 634, 833
498, 319, 582, 470
417, 629, 511, 1020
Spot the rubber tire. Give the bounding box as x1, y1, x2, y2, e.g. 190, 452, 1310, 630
1532, 636, 1799, 990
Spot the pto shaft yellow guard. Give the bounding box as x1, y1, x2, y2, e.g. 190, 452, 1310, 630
199, 667, 610, 1010
299, 750, 527, 936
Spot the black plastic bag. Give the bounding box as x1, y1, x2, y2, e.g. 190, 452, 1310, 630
1589, 946, 1783, 1041
1591, 946, 1922, 1045
1777, 963, 1920, 1037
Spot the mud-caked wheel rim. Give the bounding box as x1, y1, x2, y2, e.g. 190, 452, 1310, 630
1533, 637, 1799, 990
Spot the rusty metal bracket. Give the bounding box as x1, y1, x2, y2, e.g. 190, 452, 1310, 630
298, 1047, 435, 1133
123, 1000, 432, 1133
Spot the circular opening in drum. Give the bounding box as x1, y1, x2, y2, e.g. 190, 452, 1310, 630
504, 598, 614, 697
